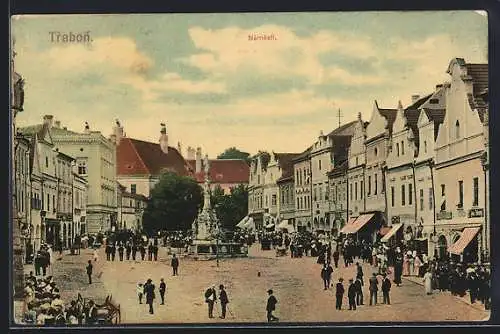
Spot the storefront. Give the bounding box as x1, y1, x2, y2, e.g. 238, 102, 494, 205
45, 218, 61, 249
340, 212, 383, 244
448, 226, 480, 264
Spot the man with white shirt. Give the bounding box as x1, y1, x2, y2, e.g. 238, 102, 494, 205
204, 285, 217, 318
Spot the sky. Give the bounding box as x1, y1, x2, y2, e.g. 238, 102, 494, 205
11, 11, 487, 158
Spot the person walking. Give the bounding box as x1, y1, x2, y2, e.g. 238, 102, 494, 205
111, 243, 116, 261
348, 279, 357, 310
126, 242, 132, 260
171, 254, 179, 276
354, 277, 364, 305
137, 282, 144, 304
356, 262, 364, 285
321, 263, 334, 290
144, 279, 156, 314
131, 244, 137, 261
204, 285, 217, 319
118, 243, 124, 261
140, 244, 146, 261
86, 260, 93, 284
333, 249, 340, 268
148, 243, 154, 261
266, 289, 278, 322
335, 278, 345, 310
369, 273, 378, 306
153, 244, 159, 261
159, 278, 167, 305
423, 270, 433, 295
219, 284, 229, 319
394, 249, 403, 286
382, 274, 391, 305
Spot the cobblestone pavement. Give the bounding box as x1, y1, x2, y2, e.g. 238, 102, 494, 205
17, 245, 490, 324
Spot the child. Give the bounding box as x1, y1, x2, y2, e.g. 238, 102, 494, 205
137, 282, 144, 304
335, 278, 345, 310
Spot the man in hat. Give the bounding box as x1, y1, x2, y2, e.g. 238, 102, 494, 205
219, 284, 229, 319
354, 276, 364, 305
86, 260, 93, 284
348, 278, 357, 310
171, 254, 179, 276
321, 262, 334, 290
266, 289, 278, 322
144, 278, 156, 314
381, 273, 392, 304
335, 278, 345, 310
204, 285, 217, 318
159, 278, 167, 305
369, 273, 379, 306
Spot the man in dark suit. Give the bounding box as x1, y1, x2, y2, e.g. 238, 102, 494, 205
86, 260, 93, 284
219, 284, 229, 319
354, 277, 364, 305
333, 249, 340, 268
356, 262, 364, 285
335, 278, 345, 310
118, 243, 124, 261
266, 289, 278, 322
111, 243, 116, 261
159, 278, 167, 305
144, 278, 156, 314
321, 262, 334, 290
348, 279, 357, 310
171, 254, 179, 276
382, 273, 392, 304
205, 285, 217, 318
369, 273, 379, 306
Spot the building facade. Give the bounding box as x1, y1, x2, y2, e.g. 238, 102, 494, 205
117, 183, 147, 231
327, 160, 348, 237
248, 152, 270, 230
73, 173, 88, 237
293, 148, 312, 232
347, 113, 368, 220
434, 58, 489, 263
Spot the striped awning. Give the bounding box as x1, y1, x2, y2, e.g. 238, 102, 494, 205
339, 217, 357, 234
342, 213, 375, 234
448, 227, 481, 255
381, 223, 403, 242
236, 216, 249, 228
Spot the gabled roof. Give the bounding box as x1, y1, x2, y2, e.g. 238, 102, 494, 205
117, 137, 190, 176
292, 146, 312, 163
465, 63, 488, 123
423, 108, 446, 140
19, 123, 53, 144
274, 153, 301, 181
378, 108, 397, 134
186, 159, 249, 184
327, 120, 357, 137
403, 94, 433, 147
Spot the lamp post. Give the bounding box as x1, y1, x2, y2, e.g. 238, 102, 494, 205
481, 151, 489, 263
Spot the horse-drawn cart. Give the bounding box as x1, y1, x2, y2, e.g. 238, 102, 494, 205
75, 294, 121, 325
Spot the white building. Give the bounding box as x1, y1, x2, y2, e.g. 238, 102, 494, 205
293, 147, 312, 232
21, 117, 118, 233
327, 160, 349, 237
434, 58, 488, 263
248, 152, 270, 230
73, 173, 88, 237
117, 183, 147, 231
14, 134, 31, 260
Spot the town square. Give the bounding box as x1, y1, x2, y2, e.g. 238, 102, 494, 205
10, 11, 490, 325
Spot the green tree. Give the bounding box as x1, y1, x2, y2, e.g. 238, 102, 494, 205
211, 184, 249, 230
143, 172, 203, 234
217, 147, 251, 162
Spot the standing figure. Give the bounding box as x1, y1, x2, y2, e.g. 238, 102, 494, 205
159, 278, 167, 305
144, 279, 156, 314
219, 284, 229, 319
354, 277, 364, 305
137, 282, 144, 304
348, 279, 357, 310
204, 285, 217, 318
423, 270, 433, 295
148, 243, 153, 261
171, 254, 179, 276
333, 249, 340, 268
382, 274, 391, 304
105, 243, 111, 261
118, 243, 124, 261
86, 260, 93, 284
266, 289, 278, 322
394, 249, 403, 286
356, 262, 364, 286
126, 242, 132, 260
335, 278, 345, 310
369, 273, 379, 305
111, 243, 116, 261
153, 244, 159, 261
93, 249, 99, 262
321, 263, 334, 290
414, 255, 423, 277
140, 244, 146, 261
131, 244, 137, 261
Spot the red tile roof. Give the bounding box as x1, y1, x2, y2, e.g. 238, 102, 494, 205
186, 159, 249, 184
116, 137, 191, 176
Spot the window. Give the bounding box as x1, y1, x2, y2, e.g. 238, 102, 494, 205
297, 198, 300, 208
430, 98, 439, 104
440, 184, 446, 211
131, 184, 137, 194
356, 157, 359, 165
47, 194, 50, 211
401, 141, 405, 155
473, 177, 479, 206
325, 185, 329, 201
409, 183, 413, 205
265, 196, 268, 207
391, 187, 395, 207
374, 147, 378, 157
313, 187, 317, 201
396, 143, 400, 156
350, 183, 353, 201
78, 160, 87, 175
424, 141, 428, 154
420, 189, 424, 211
303, 169, 307, 184
455, 120, 460, 139
45, 156, 49, 168
296, 171, 299, 184
319, 187, 323, 201
458, 180, 464, 209
360, 181, 364, 199
257, 175, 260, 184
374, 174, 378, 195
401, 184, 406, 206
318, 160, 322, 171
368, 176, 371, 195
355, 182, 358, 201
272, 194, 277, 206
52, 195, 55, 212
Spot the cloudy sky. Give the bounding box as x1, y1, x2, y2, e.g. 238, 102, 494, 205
12, 11, 487, 158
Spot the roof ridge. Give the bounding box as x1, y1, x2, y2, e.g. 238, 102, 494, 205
126, 137, 151, 175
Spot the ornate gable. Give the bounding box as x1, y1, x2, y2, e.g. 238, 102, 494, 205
366, 101, 387, 141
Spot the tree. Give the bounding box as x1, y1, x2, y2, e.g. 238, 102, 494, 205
211, 184, 249, 230
217, 147, 251, 162
143, 172, 203, 234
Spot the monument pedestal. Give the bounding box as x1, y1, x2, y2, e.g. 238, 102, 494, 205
188, 239, 248, 260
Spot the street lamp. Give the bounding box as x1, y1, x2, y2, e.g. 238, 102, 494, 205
481, 151, 489, 263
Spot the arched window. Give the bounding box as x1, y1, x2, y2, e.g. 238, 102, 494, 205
374, 147, 378, 157
455, 120, 460, 139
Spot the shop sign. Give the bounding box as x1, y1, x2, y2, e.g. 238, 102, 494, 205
436, 211, 452, 220
468, 208, 484, 218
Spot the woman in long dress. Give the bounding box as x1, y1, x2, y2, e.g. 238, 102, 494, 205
414, 255, 423, 277
403, 254, 410, 276
423, 270, 433, 295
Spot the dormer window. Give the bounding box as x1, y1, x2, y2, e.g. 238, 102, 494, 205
429, 99, 439, 104
455, 120, 461, 139
374, 147, 378, 157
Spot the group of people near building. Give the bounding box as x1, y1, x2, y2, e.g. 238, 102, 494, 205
104, 240, 160, 262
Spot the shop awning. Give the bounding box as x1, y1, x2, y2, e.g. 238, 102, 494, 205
343, 214, 375, 234
448, 227, 481, 255
340, 217, 357, 234
236, 216, 249, 228
277, 220, 289, 229
380, 223, 403, 242
265, 223, 275, 229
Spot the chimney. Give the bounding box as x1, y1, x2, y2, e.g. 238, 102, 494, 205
195, 147, 202, 173
113, 119, 124, 145
435, 84, 443, 91
84, 121, 90, 134
187, 146, 195, 160
411, 95, 420, 104
159, 122, 169, 154
357, 112, 362, 121
54, 120, 61, 128
177, 141, 182, 156
43, 115, 54, 128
